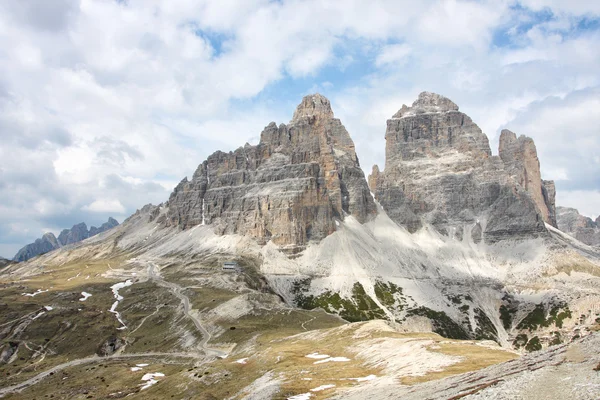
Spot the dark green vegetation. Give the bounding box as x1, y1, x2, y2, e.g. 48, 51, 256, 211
373, 281, 405, 312
499, 304, 515, 330
549, 331, 562, 346
473, 308, 498, 341
406, 307, 469, 340
293, 280, 386, 322
512, 333, 544, 352
516, 302, 572, 331
512, 333, 529, 349
525, 336, 542, 352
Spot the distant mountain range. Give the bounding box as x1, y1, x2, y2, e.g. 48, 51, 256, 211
13, 217, 119, 262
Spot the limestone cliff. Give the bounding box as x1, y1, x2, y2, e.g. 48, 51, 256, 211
499, 129, 557, 227
369, 91, 548, 243
556, 206, 600, 247
166, 94, 377, 252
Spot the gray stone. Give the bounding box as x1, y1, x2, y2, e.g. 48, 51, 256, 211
499, 129, 557, 227
369, 92, 548, 243
165, 94, 376, 252
556, 206, 600, 246
13, 217, 119, 262
13, 233, 60, 262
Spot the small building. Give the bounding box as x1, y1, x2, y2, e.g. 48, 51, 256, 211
223, 261, 240, 272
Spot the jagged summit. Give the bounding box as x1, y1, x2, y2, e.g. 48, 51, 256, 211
165, 93, 375, 250
370, 91, 553, 242
392, 91, 459, 118
13, 217, 120, 262
291, 93, 334, 122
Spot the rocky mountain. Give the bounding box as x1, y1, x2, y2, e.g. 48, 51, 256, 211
165, 94, 376, 253
0, 93, 598, 399
557, 206, 600, 247
368, 92, 553, 243
0, 257, 13, 269
13, 217, 119, 262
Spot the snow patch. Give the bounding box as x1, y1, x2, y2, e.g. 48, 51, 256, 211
311, 384, 335, 392
131, 367, 142, 372
347, 375, 377, 382
110, 280, 133, 301
44, 306, 53, 311
32, 311, 45, 320
140, 372, 165, 390
79, 292, 92, 301
234, 358, 249, 364
287, 393, 311, 400
314, 357, 351, 364
305, 353, 330, 359
22, 289, 48, 297
109, 280, 134, 330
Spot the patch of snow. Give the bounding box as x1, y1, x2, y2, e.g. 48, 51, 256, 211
234, 358, 249, 364
111, 280, 133, 301
109, 279, 134, 330
22, 289, 48, 297
314, 357, 351, 364
287, 393, 312, 400
32, 311, 45, 320
79, 292, 92, 301
44, 306, 53, 311
347, 375, 377, 382
136, 363, 149, 367
131, 367, 142, 372
140, 372, 165, 390
109, 301, 128, 330
305, 353, 330, 359
311, 384, 335, 392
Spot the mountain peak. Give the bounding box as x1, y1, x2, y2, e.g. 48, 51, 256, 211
291, 93, 334, 122
393, 91, 459, 118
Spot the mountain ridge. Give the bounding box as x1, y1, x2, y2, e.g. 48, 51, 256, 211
13, 217, 119, 262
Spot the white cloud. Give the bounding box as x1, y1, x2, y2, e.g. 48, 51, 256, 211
375, 44, 412, 67
82, 199, 126, 214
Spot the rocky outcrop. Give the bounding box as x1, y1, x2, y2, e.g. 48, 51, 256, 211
13, 233, 60, 262
58, 222, 89, 246
556, 206, 600, 247
166, 94, 376, 251
89, 217, 119, 237
0, 257, 13, 269
13, 217, 119, 262
499, 129, 557, 227
369, 92, 548, 243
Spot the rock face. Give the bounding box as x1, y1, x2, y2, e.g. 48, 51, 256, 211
166, 94, 376, 251
556, 206, 600, 247
13, 218, 119, 262
13, 233, 60, 262
89, 217, 119, 237
369, 92, 549, 243
0, 257, 13, 269
499, 129, 557, 227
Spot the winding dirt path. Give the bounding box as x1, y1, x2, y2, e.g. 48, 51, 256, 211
146, 262, 228, 358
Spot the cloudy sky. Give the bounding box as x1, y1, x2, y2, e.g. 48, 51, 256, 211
1, 0, 599, 257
